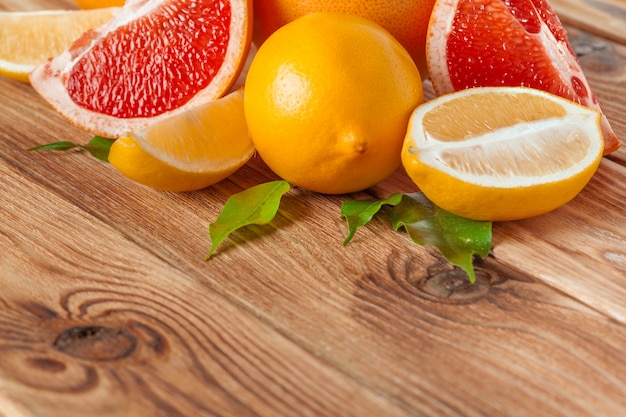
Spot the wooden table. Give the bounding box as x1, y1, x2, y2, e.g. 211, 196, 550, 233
1, 1, 625, 416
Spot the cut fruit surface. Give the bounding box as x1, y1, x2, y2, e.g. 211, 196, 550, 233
401, 87, 604, 221
0, 8, 119, 83
426, 0, 620, 154
108, 89, 254, 192
30, 0, 253, 139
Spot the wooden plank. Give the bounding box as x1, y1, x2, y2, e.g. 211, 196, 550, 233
552, 0, 626, 45
3, 73, 626, 416
1, 1, 626, 416
0, 161, 414, 417
0, 0, 75, 11
491, 158, 626, 319
565, 27, 626, 164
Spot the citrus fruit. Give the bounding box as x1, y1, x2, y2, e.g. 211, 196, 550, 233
74, 0, 125, 9
426, 0, 620, 155
108, 88, 254, 192
30, 0, 253, 139
0, 8, 119, 83
244, 12, 424, 195
253, 0, 436, 76
401, 86, 604, 221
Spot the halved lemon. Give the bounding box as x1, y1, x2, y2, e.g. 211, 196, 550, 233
401, 86, 604, 221
0, 8, 119, 83
109, 89, 255, 192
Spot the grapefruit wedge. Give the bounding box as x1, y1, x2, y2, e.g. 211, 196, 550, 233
427, 0, 620, 155
30, 0, 253, 139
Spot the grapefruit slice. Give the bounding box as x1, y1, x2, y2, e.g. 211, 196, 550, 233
426, 0, 620, 155
30, 0, 253, 139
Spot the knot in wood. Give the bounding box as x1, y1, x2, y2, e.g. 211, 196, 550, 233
53, 326, 136, 361
419, 268, 491, 304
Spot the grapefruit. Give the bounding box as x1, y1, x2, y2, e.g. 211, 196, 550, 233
253, 0, 436, 77
30, 0, 253, 139
427, 0, 620, 154
74, 0, 126, 8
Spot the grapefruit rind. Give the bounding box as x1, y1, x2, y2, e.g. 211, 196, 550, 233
425, 0, 620, 155
108, 89, 255, 192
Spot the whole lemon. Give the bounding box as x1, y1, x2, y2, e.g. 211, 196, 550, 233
244, 12, 423, 194
253, 0, 436, 76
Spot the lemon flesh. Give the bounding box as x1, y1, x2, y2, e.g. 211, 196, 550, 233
0, 9, 119, 83
109, 89, 254, 192
402, 87, 604, 221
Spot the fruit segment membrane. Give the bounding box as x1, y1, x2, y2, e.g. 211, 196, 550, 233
437, 121, 592, 179
66, 0, 231, 118
445, 0, 577, 92
428, 0, 620, 154
414, 89, 603, 187
422, 91, 567, 141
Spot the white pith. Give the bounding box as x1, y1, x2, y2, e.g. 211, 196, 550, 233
408, 88, 603, 188
29, 0, 250, 138
426, 0, 456, 93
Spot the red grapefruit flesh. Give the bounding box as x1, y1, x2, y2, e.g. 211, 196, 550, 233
30, 0, 253, 138
427, 0, 620, 155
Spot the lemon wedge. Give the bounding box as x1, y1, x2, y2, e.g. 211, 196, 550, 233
0, 8, 118, 83
109, 89, 254, 192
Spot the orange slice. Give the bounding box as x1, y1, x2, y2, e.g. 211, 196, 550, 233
401, 87, 604, 221
108, 89, 254, 192
30, 0, 253, 139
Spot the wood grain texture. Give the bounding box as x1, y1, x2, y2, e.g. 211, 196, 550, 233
0, 0, 75, 11
551, 0, 626, 45
1, 1, 626, 416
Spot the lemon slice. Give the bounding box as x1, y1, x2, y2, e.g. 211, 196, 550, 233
0, 8, 119, 83
109, 89, 255, 192
401, 86, 604, 221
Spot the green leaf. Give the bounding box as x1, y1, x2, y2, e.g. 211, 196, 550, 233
391, 193, 492, 283
83, 136, 116, 161
28, 136, 115, 162
206, 180, 291, 259
341, 193, 402, 245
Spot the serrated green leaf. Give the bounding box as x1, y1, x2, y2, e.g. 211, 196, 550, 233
206, 180, 291, 259
28, 136, 115, 162
391, 193, 492, 283
341, 193, 402, 245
